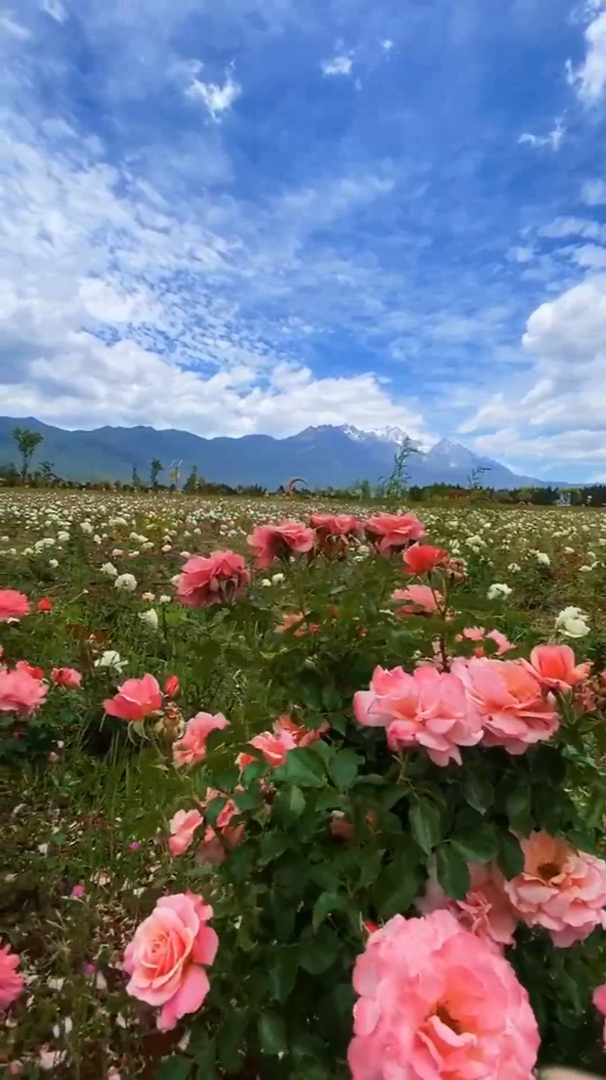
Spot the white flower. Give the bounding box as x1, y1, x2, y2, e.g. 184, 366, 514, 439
139, 608, 159, 631
271, 572, 285, 584
535, 552, 550, 566
115, 573, 137, 592
158, 594, 172, 604
141, 591, 156, 602
579, 564, 594, 573
57, 531, 69, 542
95, 650, 127, 673
49, 558, 59, 569
487, 582, 512, 600
81, 521, 94, 534
100, 562, 118, 577
555, 606, 590, 639
507, 563, 521, 573
260, 578, 272, 587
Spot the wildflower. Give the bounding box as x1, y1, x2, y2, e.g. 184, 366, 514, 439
100, 562, 118, 577
487, 582, 512, 600
115, 573, 137, 592
139, 609, 159, 631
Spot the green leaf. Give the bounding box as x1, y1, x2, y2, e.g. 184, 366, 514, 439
436, 844, 471, 900
289, 785, 306, 817
312, 890, 345, 928
203, 795, 226, 828
329, 749, 362, 790
242, 759, 269, 784
374, 851, 419, 918
258, 1011, 288, 1056
217, 1010, 247, 1073
452, 821, 498, 864
268, 946, 299, 1002
462, 772, 494, 815
506, 784, 533, 837
156, 1057, 191, 1080
410, 798, 442, 854
299, 926, 340, 974
279, 747, 326, 788
496, 830, 524, 879
233, 787, 262, 811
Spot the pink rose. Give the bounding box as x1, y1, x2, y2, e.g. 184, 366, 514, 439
236, 729, 297, 770
455, 626, 514, 657
247, 521, 316, 569
354, 664, 482, 766
528, 644, 591, 692
505, 831, 606, 947
0, 668, 47, 714
168, 809, 204, 856
274, 713, 328, 747
0, 939, 24, 1010
176, 550, 250, 607
123, 892, 217, 1031
349, 910, 539, 1080
103, 674, 162, 723
310, 513, 361, 556
391, 584, 443, 615
275, 612, 321, 636
172, 711, 230, 768
196, 788, 245, 864
417, 862, 517, 950
402, 543, 449, 575
364, 512, 425, 555
453, 656, 560, 754
51, 667, 82, 689
0, 590, 30, 622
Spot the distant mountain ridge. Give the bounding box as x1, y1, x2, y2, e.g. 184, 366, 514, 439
0, 416, 561, 489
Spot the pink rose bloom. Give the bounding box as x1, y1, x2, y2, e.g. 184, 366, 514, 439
593, 983, 606, 1046
417, 863, 517, 950
310, 512, 361, 537
364, 512, 425, 555
176, 550, 250, 607
15, 660, 44, 679
505, 831, 606, 947
453, 656, 560, 754
275, 611, 321, 636
195, 788, 245, 865
403, 543, 449, 575
0, 939, 24, 1010
247, 521, 316, 569
274, 713, 328, 747
349, 909, 539, 1080
51, 667, 82, 689
0, 590, 30, 622
392, 584, 443, 616
0, 668, 47, 714
354, 664, 482, 766
172, 711, 230, 768
104, 674, 162, 722
168, 808, 204, 856
123, 892, 217, 1031
528, 644, 591, 692
455, 627, 514, 657
236, 728, 297, 770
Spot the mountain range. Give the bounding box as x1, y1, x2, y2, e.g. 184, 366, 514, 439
0, 416, 558, 490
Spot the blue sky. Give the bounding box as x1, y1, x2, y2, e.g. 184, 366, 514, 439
2, 0, 606, 479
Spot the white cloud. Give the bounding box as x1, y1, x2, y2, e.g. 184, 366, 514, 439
42, 0, 68, 22
582, 178, 606, 205
518, 117, 565, 152
321, 53, 354, 77
0, 13, 31, 39
186, 71, 241, 121
508, 246, 534, 263
567, 8, 606, 103
380, 39, 393, 52
570, 242, 606, 268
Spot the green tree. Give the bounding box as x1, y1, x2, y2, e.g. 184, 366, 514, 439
183, 464, 200, 493
12, 426, 43, 483
131, 464, 141, 488
150, 459, 164, 489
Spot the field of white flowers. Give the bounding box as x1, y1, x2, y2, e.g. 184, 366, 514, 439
2, 491, 606, 1079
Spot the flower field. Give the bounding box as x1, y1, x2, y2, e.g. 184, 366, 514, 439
2, 490, 606, 1079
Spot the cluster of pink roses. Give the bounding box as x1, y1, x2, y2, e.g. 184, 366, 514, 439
174, 512, 430, 609
354, 644, 590, 766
